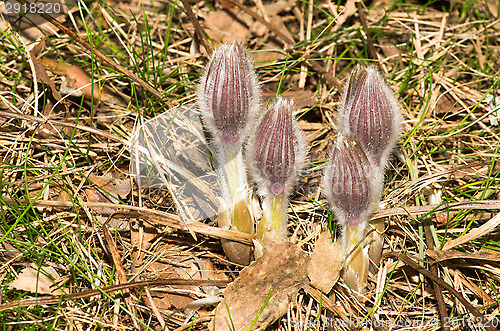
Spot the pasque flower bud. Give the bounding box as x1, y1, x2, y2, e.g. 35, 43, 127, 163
196, 42, 259, 265
323, 134, 382, 294
323, 66, 402, 293
197, 41, 260, 144
322, 135, 381, 227
248, 97, 307, 244
337, 66, 401, 167
249, 97, 307, 197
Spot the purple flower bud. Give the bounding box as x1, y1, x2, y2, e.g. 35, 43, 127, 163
337, 66, 401, 167
197, 41, 260, 144
249, 97, 307, 197
322, 135, 381, 226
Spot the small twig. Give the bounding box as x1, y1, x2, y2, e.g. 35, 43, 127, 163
307, 287, 350, 323
102, 216, 140, 329
0, 110, 127, 144
0, 278, 229, 312
307, 61, 344, 91
372, 200, 500, 219
135, 209, 255, 245
355, 0, 381, 70
387, 252, 497, 331
423, 218, 449, 331
180, 0, 214, 55
3, 198, 256, 245
144, 288, 166, 329
103, 215, 130, 292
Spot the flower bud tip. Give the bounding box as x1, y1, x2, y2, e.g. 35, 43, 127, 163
337, 66, 402, 167
197, 41, 260, 144
248, 97, 307, 197
322, 135, 381, 226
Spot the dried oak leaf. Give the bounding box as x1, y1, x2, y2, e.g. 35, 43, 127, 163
308, 231, 344, 294
211, 240, 309, 331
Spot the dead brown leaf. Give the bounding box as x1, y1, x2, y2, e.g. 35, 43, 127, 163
29, 40, 63, 109
37, 58, 110, 102
211, 240, 309, 330
281, 89, 317, 109
86, 173, 131, 229
249, 47, 284, 64
88, 173, 131, 202
435, 93, 462, 116
204, 10, 250, 43
0, 241, 22, 261
250, 14, 294, 43
486, 0, 499, 18
308, 231, 344, 294
8, 264, 62, 295
147, 261, 194, 309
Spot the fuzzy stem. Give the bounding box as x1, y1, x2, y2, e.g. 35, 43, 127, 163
342, 223, 369, 293
217, 143, 254, 265
257, 194, 287, 244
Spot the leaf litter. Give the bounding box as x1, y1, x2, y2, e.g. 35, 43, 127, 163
211, 240, 309, 330
308, 230, 344, 294
0, 0, 500, 330
8, 264, 62, 296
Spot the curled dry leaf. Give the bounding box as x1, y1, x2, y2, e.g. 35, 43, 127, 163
211, 240, 309, 331
308, 231, 344, 294
368, 217, 385, 274
37, 58, 110, 102
8, 264, 62, 295
29, 41, 63, 107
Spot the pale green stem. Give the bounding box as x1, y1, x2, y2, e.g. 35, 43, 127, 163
220, 143, 248, 207
257, 193, 287, 245
342, 223, 369, 293
216, 143, 254, 265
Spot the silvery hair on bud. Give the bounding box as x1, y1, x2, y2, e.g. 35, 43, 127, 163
322, 134, 382, 227
197, 41, 260, 144
337, 66, 402, 168
248, 97, 307, 197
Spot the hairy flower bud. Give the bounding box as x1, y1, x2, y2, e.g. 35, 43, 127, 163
249, 97, 307, 197
322, 135, 381, 226
337, 66, 401, 167
197, 41, 260, 144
